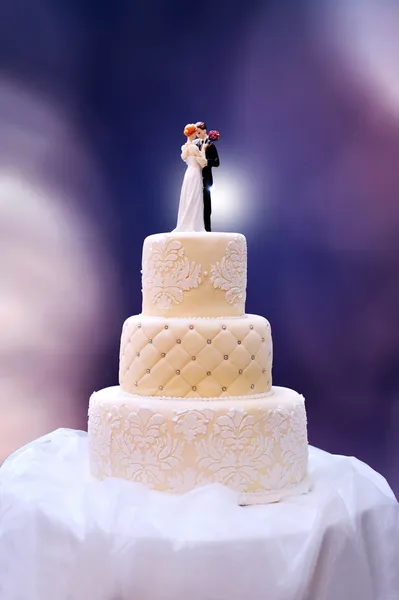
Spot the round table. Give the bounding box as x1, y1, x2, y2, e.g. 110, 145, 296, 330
0, 428, 398, 600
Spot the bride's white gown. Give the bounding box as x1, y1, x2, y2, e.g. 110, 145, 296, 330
174, 142, 207, 232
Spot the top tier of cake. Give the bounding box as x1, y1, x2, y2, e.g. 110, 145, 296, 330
141, 232, 247, 318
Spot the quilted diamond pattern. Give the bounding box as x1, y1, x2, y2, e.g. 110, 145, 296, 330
119, 315, 272, 398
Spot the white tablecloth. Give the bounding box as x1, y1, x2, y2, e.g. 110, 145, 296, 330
0, 428, 398, 600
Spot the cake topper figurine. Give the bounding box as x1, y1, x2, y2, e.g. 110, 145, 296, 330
174, 122, 220, 233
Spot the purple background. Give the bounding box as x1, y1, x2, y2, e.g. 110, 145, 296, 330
1, 0, 398, 495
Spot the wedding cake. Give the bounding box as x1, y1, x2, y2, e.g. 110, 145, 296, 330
88, 231, 309, 504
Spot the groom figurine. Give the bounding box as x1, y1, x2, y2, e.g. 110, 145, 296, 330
195, 121, 220, 232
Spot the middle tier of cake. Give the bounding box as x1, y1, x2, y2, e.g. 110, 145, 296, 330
119, 314, 273, 398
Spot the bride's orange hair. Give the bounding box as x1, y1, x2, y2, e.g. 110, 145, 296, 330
184, 123, 197, 137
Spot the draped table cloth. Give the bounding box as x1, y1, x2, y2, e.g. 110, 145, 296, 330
0, 428, 398, 600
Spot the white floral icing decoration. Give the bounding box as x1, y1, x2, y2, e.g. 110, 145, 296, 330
210, 236, 247, 309
88, 397, 308, 497
142, 236, 202, 310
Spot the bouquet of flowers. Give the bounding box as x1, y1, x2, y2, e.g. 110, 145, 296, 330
208, 130, 220, 142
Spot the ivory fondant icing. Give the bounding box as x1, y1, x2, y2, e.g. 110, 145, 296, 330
141, 232, 247, 318
88, 225, 309, 504
88, 386, 309, 504
119, 314, 272, 398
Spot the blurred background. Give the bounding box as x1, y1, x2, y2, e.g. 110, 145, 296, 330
0, 0, 398, 495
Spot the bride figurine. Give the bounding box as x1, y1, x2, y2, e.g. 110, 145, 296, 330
173, 123, 208, 232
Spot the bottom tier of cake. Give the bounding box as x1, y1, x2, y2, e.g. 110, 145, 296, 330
88, 386, 309, 505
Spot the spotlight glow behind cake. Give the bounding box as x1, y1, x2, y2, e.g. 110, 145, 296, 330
88, 231, 309, 504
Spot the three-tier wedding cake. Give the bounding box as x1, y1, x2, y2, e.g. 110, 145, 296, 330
88, 231, 309, 504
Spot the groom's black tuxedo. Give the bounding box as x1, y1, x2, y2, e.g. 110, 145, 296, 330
196, 137, 220, 232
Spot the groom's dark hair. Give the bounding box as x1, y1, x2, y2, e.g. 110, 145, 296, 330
196, 121, 207, 130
